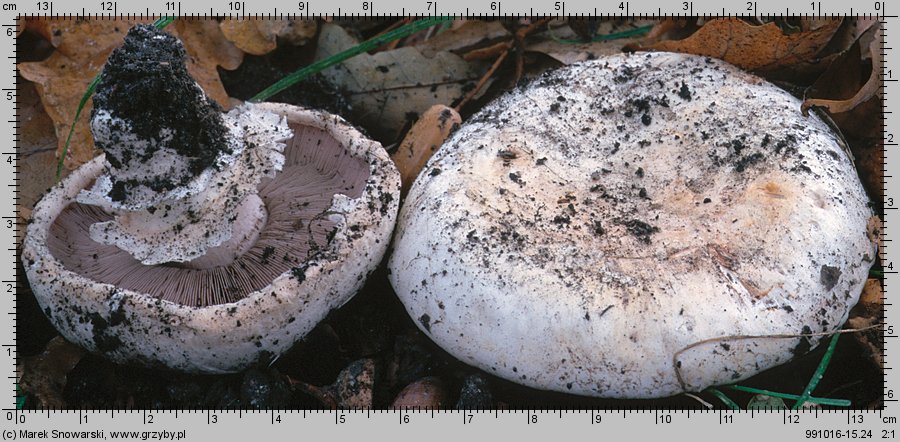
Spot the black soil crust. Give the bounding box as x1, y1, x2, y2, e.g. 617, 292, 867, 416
93, 25, 230, 194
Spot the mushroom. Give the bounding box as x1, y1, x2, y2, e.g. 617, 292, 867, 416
388, 52, 876, 398
22, 25, 400, 373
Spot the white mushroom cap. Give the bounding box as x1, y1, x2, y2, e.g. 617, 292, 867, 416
388, 52, 876, 398
79, 104, 291, 265
23, 103, 400, 373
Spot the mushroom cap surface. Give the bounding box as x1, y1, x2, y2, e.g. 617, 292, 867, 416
23, 103, 400, 373
388, 52, 876, 398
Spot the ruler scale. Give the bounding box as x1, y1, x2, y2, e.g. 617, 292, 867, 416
5, 0, 897, 440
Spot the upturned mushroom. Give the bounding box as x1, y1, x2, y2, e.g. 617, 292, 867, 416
22, 25, 400, 373
388, 52, 877, 398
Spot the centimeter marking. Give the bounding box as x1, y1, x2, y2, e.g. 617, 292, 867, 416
5, 1, 896, 429
2, 407, 900, 420
1, 0, 893, 17
885, 11, 893, 413
9, 8, 16, 413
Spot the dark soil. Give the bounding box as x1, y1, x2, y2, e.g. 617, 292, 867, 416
94, 25, 230, 198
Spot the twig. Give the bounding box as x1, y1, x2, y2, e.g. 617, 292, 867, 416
372, 18, 411, 51
286, 376, 338, 410
673, 323, 883, 392
511, 17, 554, 84
682, 393, 714, 409
454, 50, 509, 112
515, 17, 554, 40
463, 41, 512, 61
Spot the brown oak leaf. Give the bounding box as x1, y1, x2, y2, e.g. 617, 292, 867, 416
18, 18, 243, 171
645, 17, 842, 73
220, 18, 317, 55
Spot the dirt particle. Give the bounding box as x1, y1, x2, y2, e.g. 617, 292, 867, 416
418, 314, 432, 332
620, 219, 660, 243
734, 153, 764, 172
260, 246, 275, 264
791, 325, 813, 356
820, 265, 842, 291
678, 81, 692, 101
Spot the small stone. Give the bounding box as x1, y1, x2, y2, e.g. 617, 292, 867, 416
455, 374, 493, 410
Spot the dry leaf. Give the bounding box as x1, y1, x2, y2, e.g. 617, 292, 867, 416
820, 17, 879, 57
417, 20, 510, 58
315, 23, 479, 141
528, 35, 637, 65
18, 78, 56, 159
529, 20, 657, 65
645, 18, 842, 73
848, 279, 884, 370
18, 19, 243, 171
624, 19, 699, 49
390, 377, 447, 409
803, 25, 883, 200
20, 336, 85, 409
220, 18, 317, 56
803, 29, 881, 115
171, 20, 244, 106
17, 80, 59, 222
19, 18, 144, 169
392, 105, 460, 194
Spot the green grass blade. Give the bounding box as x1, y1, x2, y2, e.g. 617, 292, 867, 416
705, 387, 741, 410
548, 24, 653, 44
15, 383, 24, 410
56, 74, 101, 180
250, 17, 453, 102
593, 24, 654, 41
55, 16, 175, 181
792, 332, 841, 410
727, 386, 851, 407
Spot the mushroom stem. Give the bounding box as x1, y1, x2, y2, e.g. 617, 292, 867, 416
182, 194, 268, 269
75, 24, 291, 266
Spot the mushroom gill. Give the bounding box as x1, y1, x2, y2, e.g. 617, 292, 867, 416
47, 124, 369, 307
